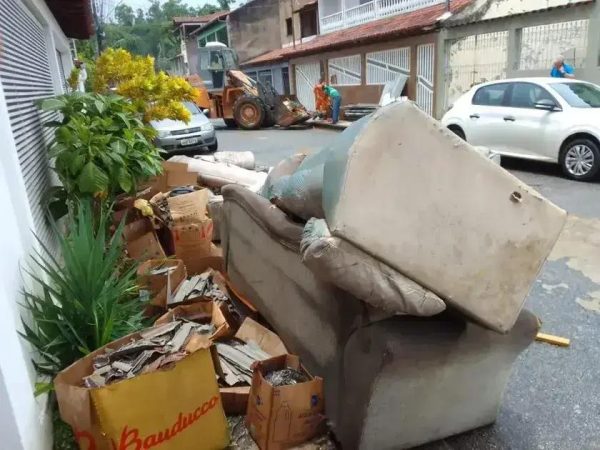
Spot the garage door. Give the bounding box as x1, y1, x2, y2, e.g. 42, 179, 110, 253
294, 61, 320, 111
0, 0, 58, 249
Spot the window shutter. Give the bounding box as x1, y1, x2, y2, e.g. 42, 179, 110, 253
0, 0, 59, 250
56, 49, 68, 92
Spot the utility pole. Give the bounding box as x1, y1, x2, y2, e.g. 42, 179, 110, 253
291, 0, 296, 49
92, 0, 104, 56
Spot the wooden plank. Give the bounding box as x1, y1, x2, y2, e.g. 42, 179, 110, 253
536, 332, 570, 347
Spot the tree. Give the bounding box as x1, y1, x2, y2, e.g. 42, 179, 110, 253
216, 0, 233, 10
114, 4, 134, 26
135, 8, 145, 23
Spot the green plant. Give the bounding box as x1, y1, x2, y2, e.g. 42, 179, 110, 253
40, 93, 162, 207
20, 200, 146, 380
67, 67, 80, 92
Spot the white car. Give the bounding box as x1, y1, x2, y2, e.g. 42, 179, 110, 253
442, 78, 600, 181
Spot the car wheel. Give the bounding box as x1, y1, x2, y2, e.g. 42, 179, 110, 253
560, 138, 600, 181
448, 125, 466, 141
207, 141, 218, 152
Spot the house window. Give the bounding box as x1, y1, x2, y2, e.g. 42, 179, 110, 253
286, 18, 293, 36
257, 69, 273, 88
300, 8, 317, 38
519, 19, 589, 70
328, 55, 362, 86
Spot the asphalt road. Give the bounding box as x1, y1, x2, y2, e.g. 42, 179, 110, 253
210, 120, 600, 450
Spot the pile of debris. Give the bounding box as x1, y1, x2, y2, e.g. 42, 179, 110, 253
83, 320, 213, 388
170, 271, 229, 305
216, 340, 270, 386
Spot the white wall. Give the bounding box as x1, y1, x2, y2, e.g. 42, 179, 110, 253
0, 0, 74, 449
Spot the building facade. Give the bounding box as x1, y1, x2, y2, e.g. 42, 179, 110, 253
170, 12, 229, 76
245, 0, 470, 114
436, 0, 600, 117
0, 0, 93, 448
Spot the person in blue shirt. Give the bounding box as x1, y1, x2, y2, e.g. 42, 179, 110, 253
321, 79, 342, 124
550, 55, 575, 78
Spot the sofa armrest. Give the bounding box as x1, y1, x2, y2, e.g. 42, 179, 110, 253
336, 309, 539, 449
222, 184, 303, 252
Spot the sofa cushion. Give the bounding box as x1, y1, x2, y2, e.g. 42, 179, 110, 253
301, 218, 446, 317
321, 101, 566, 333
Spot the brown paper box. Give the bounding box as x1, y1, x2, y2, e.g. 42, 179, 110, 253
123, 219, 166, 261
154, 301, 233, 342
55, 331, 228, 450
143, 161, 197, 194
168, 189, 210, 225
246, 354, 325, 450
171, 220, 219, 272
220, 318, 288, 415
137, 259, 187, 308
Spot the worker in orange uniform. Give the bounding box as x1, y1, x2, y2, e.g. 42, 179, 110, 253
314, 82, 331, 119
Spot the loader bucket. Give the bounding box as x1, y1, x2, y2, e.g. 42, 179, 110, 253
273, 95, 311, 127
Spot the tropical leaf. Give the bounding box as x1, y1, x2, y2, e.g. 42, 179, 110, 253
77, 162, 109, 194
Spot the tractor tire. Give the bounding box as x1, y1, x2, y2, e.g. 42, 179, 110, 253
223, 118, 237, 129
233, 95, 266, 130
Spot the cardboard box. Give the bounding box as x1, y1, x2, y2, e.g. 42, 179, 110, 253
144, 161, 198, 194
220, 318, 288, 416
55, 332, 229, 450
172, 220, 220, 272
246, 354, 324, 450
155, 301, 233, 342
123, 219, 166, 261
168, 189, 211, 225
137, 259, 187, 308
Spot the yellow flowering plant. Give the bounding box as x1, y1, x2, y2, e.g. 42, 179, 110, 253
93, 48, 201, 123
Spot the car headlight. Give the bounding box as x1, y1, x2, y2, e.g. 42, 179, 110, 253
156, 130, 171, 138
201, 123, 214, 132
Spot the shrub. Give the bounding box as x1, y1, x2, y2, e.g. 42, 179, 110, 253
93, 47, 201, 123
20, 200, 146, 380
40, 93, 162, 204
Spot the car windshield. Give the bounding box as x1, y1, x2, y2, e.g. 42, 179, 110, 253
183, 101, 201, 115
550, 82, 600, 108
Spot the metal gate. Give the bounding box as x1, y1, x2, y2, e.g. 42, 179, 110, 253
444, 31, 509, 110
294, 61, 320, 111
416, 43, 435, 116
0, 0, 58, 249
366, 47, 410, 85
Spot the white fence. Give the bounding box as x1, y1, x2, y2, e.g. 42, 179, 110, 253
320, 0, 445, 34
295, 62, 321, 111
328, 55, 362, 85
519, 19, 589, 70
416, 43, 435, 116
366, 47, 411, 85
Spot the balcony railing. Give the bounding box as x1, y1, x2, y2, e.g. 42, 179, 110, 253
320, 0, 445, 34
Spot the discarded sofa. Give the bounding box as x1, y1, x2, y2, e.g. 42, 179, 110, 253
320, 102, 566, 333
221, 184, 539, 450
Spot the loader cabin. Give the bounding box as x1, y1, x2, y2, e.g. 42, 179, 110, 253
198, 42, 239, 91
